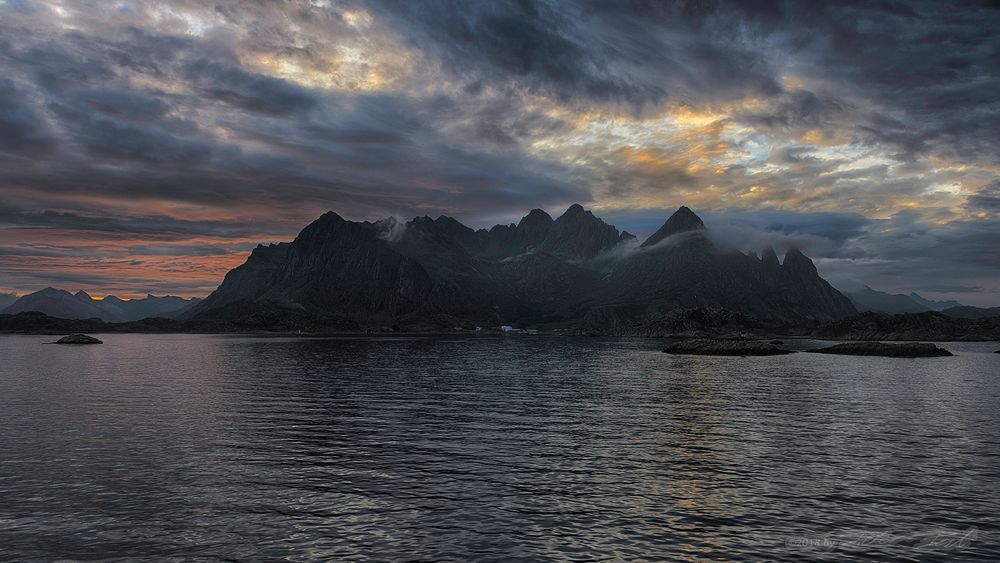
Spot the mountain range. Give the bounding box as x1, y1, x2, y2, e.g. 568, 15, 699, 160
182, 205, 857, 330
842, 285, 963, 314
839, 285, 1000, 318
11, 206, 995, 331
1, 288, 199, 322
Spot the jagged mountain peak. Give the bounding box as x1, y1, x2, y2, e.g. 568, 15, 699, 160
782, 248, 818, 276
554, 203, 607, 225
641, 206, 707, 248
297, 211, 348, 239
317, 210, 345, 223
519, 208, 553, 226
431, 215, 476, 239
37, 287, 67, 295
761, 245, 780, 268
542, 204, 628, 260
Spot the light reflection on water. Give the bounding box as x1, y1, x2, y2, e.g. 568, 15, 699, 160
1, 334, 998, 561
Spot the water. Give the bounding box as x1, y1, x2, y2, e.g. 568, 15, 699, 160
1, 334, 998, 561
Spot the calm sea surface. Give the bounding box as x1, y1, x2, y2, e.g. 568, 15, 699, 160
1, 334, 998, 561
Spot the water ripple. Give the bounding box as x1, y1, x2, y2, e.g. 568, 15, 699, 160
1, 335, 998, 561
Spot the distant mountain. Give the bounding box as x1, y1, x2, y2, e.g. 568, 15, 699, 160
0, 292, 17, 310
185, 205, 856, 329
843, 286, 979, 315
909, 293, 963, 311
1, 288, 200, 322
2, 288, 111, 320
844, 286, 931, 314
941, 305, 1000, 319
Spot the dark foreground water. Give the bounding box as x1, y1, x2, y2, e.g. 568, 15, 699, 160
1, 335, 998, 561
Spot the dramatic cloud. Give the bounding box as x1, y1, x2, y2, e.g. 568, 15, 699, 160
0, 0, 997, 305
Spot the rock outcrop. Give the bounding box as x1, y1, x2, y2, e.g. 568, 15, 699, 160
662, 339, 795, 356
55, 334, 102, 344
807, 342, 952, 357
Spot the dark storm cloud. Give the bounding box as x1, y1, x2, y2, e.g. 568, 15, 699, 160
0, 209, 269, 239
49, 100, 232, 166
915, 284, 985, 293
364, 0, 782, 107
766, 1, 1000, 162
0, 6, 586, 223
365, 0, 1000, 161
735, 89, 847, 131
967, 181, 1000, 211
0, 0, 997, 302
817, 213, 1000, 305
0, 78, 56, 157
183, 59, 321, 116
711, 208, 873, 245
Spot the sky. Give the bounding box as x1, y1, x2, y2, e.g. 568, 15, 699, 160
0, 0, 998, 305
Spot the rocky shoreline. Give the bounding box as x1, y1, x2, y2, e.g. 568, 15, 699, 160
2, 308, 1000, 342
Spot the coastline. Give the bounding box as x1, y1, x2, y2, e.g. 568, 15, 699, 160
3, 309, 1000, 341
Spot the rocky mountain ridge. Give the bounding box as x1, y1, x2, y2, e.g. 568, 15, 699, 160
184, 205, 857, 329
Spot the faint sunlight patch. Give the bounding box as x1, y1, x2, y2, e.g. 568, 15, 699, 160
148, 5, 215, 36
250, 44, 410, 92
927, 181, 963, 195
342, 10, 374, 28
47, 1, 78, 30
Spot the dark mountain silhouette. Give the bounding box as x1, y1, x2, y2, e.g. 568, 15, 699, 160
842, 286, 974, 314
537, 204, 634, 260
0, 292, 19, 310
584, 228, 855, 328
185, 205, 857, 329
2, 288, 109, 320
639, 205, 705, 248
844, 285, 931, 314
1, 287, 199, 322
